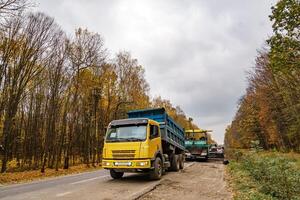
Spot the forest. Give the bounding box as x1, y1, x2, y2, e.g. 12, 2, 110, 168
224, 0, 300, 152
0, 0, 201, 173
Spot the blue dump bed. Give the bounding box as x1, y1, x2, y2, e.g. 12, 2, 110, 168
127, 108, 186, 151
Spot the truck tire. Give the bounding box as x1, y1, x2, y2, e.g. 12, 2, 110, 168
179, 154, 184, 169
110, 169, 124, 179
149, 157, 162, 180
203, 150, 209, 161
203, 156, 208, 162
170, 154, 180, 171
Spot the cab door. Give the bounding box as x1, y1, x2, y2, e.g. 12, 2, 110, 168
148, 122, 162, 159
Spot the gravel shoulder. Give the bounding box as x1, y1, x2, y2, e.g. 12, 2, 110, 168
138, 160, 232, 200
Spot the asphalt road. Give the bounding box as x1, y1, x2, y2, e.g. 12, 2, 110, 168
0, 169, 111, 200
0, 163, 193, 200
0, 162, 230, 200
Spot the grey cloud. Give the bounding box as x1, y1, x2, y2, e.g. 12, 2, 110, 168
35, 0, 276, 143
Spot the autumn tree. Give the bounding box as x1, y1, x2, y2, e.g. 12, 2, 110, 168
41, 30, 68, 172
152, 96, 199, 130
225, 0, 300, 151
0, 2, 197, 173
0, 12, 61, 172
65, 28, 105, 168
113, 51, 150, 119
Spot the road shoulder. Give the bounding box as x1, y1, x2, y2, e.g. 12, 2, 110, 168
138, 161, 232, 200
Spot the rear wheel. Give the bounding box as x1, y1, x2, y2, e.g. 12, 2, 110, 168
179, 154, 184, 169
110, 169, 124, 179
149, 157, 163, 180
170, 154, 180, 171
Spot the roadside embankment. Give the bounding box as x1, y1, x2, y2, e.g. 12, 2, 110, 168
139, 161, 232, 200
226, 150, 300, 200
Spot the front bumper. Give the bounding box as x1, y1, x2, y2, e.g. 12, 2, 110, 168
186, 153, 207, 159
102, 159, 151, 169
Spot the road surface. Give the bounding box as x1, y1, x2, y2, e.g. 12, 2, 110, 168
0, 161, 231, 200
139, 160, 232, 200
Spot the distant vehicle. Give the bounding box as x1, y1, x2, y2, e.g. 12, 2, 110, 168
184, 129, 212, 161
102, 108, 186, 180
209, 144, 224, 158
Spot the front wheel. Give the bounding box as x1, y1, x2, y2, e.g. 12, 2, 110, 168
149, 157, 163, 180
110, 169, 124, 179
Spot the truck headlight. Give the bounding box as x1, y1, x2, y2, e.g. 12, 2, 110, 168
136, 161, 148, 166
102, 161, 111, 166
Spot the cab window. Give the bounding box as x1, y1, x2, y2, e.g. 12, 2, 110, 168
150, 125, 159, 139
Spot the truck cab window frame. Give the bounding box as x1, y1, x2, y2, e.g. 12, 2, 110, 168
150, 124, 159, 139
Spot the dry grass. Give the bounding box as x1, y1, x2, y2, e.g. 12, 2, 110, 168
0, 164, 102, 185
226, 150, 300, 200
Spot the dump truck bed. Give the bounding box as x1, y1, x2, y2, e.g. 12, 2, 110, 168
127, 108, 186, 151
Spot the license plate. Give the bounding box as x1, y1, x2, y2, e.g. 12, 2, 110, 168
114, 162, 132, 166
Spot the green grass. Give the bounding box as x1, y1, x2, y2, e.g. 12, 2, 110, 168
227, 150, 300, 200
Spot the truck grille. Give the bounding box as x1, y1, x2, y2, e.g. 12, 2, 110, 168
112, 150, 136, 159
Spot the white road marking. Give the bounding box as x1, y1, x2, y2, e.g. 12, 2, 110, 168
200, 177, 217, 180
184, 162, 195, 168
70, 175, 110, 185
0, 169, 105, 191
217, 184, 226, 193
56, 191, 72, 197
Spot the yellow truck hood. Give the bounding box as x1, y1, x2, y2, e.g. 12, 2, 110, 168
103, 142, 147, 159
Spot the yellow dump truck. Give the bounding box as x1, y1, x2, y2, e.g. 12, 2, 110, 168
102, 108, 186, 180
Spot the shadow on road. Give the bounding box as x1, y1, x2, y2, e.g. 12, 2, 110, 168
185, 158, 224, 164
106, 173, 155, 183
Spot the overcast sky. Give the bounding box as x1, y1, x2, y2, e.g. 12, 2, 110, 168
35, 0, 276, 143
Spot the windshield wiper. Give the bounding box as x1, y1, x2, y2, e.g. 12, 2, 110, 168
120, 137, 144, 141
107, 138, 144, 142
106, 138, 122, 142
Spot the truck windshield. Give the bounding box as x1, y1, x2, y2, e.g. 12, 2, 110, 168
106, 125, 147, 142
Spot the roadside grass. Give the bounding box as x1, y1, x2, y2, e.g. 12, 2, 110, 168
0, 164, 102, 185
226, 150, 300, 200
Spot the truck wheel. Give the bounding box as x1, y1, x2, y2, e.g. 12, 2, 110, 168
149, 157, 162, 180
170, 154, 180, 171
204, 156, 208, 162
179, 154, 184, 169
110, 169, 124, 179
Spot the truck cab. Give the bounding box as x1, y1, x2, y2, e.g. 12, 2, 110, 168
102, 108, 185, 180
